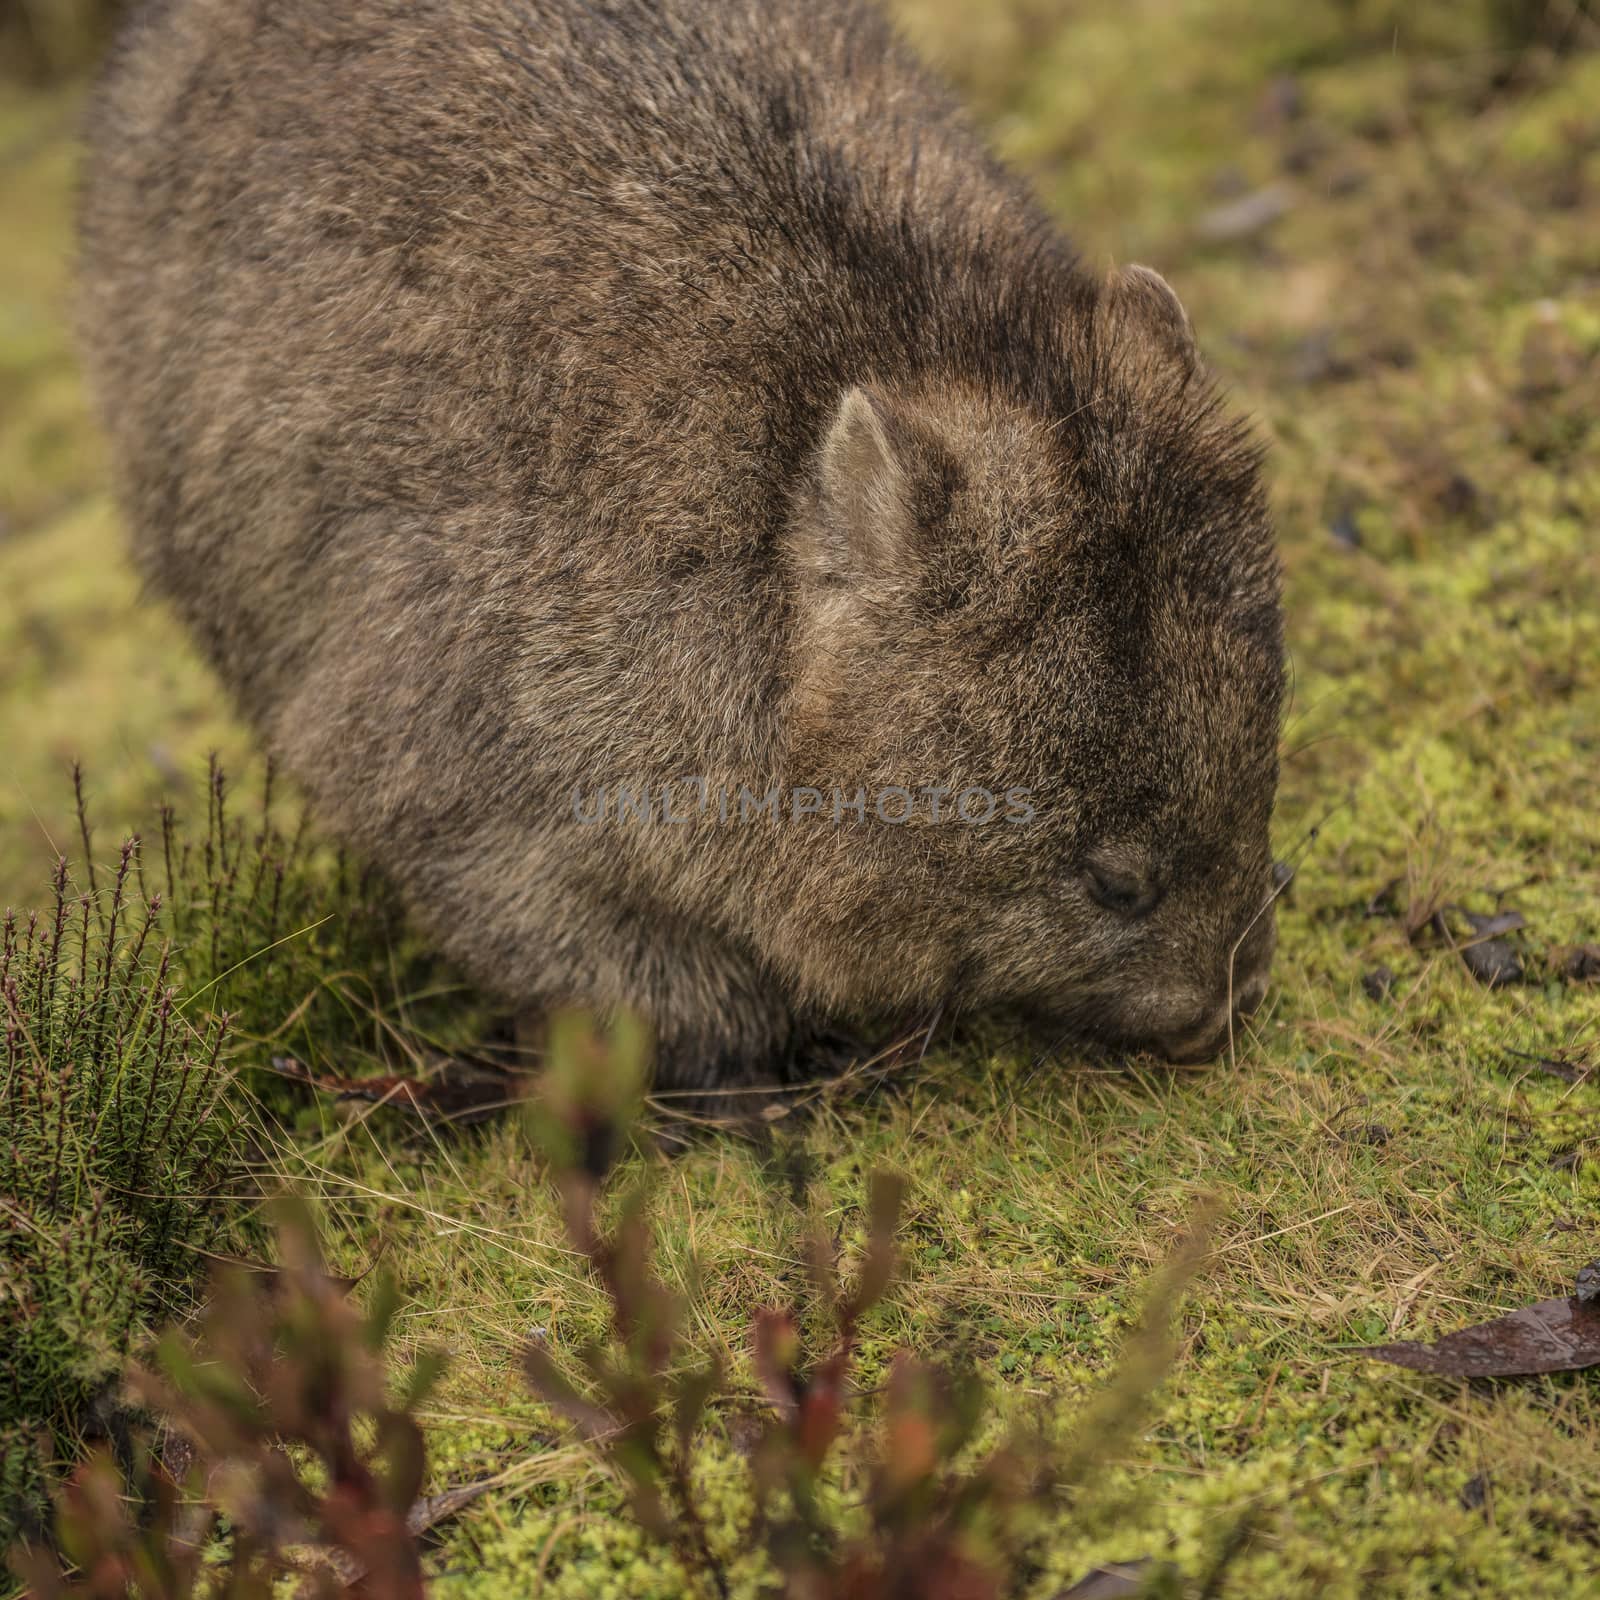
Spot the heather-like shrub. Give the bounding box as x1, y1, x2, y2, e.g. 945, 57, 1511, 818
12, 1202, 445, 1600
523, 1014, 1200, 1600
2, 757, 465, 1543
153, 758, 474, 1084
1, 845, 233, 1542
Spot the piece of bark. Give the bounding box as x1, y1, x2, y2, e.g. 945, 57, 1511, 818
268, 1054, 528, 1122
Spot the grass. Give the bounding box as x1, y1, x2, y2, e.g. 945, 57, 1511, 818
3, 0, 1599, 1593
0, 760, 479, 1548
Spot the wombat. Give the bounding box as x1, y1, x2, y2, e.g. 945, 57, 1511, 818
78, 0, 1285, 1088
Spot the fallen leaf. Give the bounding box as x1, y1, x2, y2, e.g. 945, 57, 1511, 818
1562, 944, 1600, 982
407, 1479, 496, 1537
1503, 1048, 1594, 1086
1443, 909, 1526, 988
1364, 1296, 1600, 1377
1361, 965, 1395, 1001
267, 1055, 528, 1123
1058, 1560, 1158, 1599
293, 1478, 499, 1587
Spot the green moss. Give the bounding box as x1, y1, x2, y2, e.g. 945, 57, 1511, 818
5, 0, 1600, 1593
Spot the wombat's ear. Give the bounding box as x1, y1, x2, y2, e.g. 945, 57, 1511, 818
804, 385, 917, 586
1100, 263, 1200, 378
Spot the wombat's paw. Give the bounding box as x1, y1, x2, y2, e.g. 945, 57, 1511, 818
642, 1025, 878, 1146
785, 1023, 876, 1083
644, 1040, 799, 1141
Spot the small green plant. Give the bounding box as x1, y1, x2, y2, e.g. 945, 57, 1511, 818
523, 1014, 1196, 1600
1, 837, 234, 1544
148, 757, 476, 1086
1, 757, 465, 1545
11, 1202, 445, 1600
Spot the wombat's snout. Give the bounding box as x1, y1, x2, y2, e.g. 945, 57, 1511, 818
1153, 966, 1270, 1064
1147, 903, 1277, 1065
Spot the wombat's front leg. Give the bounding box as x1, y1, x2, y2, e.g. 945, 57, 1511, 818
505, 897, 806, 1100
641, 1016, 877, 1135
631, 1010, 803, 1099
512, 998, 808, 1134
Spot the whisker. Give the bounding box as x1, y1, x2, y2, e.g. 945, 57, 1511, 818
1224, 798, 1342, 1067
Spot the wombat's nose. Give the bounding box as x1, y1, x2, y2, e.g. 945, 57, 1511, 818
1156, 1014, 1231, 1064
1154, 967, 1270, 1064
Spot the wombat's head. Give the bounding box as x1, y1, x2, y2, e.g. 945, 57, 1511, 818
782, 267, 1284, 1063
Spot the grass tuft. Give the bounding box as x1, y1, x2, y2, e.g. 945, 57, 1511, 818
0, 756, 470, 1548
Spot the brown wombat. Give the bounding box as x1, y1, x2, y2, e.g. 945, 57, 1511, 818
78, 0, 1285, 1088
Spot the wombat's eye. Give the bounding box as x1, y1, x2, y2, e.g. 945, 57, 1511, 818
1082, 861, 1162, 918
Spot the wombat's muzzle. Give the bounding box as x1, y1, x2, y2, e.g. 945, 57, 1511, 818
1150, 900, 1277, 1064
1154, 966, 1271, 1063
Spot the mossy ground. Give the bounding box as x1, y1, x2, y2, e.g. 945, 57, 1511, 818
3, 1, 1599, 1594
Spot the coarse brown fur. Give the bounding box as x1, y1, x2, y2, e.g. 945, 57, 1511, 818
77, 0, 1285, 1088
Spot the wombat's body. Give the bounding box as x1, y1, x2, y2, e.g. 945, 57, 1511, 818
80, 0, 1285, 1086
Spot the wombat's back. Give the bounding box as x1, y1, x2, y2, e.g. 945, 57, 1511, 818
79, 0, 1053, 685
78, 0, 1069, 798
